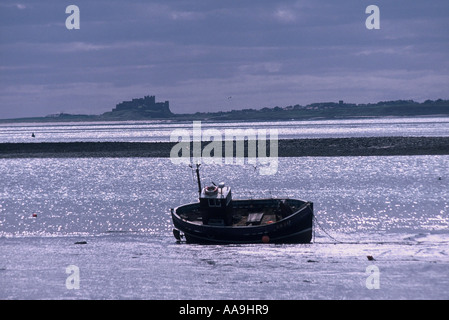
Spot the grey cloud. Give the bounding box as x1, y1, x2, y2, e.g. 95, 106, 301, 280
0, 0, 448, 118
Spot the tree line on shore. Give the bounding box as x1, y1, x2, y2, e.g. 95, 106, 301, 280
2, 98, 448, 123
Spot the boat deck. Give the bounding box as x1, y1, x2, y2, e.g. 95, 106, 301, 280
178, 201, 303, 227
172, 198, 314, 244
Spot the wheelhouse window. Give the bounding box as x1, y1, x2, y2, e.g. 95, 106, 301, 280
208, 199, 221, 207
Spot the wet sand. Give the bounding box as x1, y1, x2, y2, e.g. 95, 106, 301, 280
0, 137, 448, 158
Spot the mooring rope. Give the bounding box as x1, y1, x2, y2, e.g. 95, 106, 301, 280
313, 215, 343, 244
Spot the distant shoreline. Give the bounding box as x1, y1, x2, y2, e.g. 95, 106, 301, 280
1, 113, 449, 125
1, 98, 448, 123
1, 137, 448, 158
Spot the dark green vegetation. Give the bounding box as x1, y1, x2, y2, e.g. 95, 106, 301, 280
177, 99, 449, 121
1, 97, 449, 123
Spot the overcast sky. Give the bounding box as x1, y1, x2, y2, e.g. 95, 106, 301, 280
1, 0, 448, 118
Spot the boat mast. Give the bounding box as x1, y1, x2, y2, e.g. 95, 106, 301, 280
190, 163, 202, 196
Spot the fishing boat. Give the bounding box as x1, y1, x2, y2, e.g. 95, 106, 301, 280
171, 165, 314, 244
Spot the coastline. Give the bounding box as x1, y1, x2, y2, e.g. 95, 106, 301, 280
1, 137, 448, 158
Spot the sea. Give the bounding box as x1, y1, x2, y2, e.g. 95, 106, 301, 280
1, 117, 448, 300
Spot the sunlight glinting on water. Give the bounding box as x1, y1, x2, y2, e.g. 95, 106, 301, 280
1, 117, 449, 142
0, 156, 448, 239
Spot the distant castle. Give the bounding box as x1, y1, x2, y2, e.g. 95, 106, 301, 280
107, 95, 173, 118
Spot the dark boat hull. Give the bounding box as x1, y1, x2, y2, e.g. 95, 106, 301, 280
172, 199, 313, 244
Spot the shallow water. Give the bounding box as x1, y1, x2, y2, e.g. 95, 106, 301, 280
1, 156, 448, 299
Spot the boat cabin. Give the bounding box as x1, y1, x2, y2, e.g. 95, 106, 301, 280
200, 183, 233, 226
